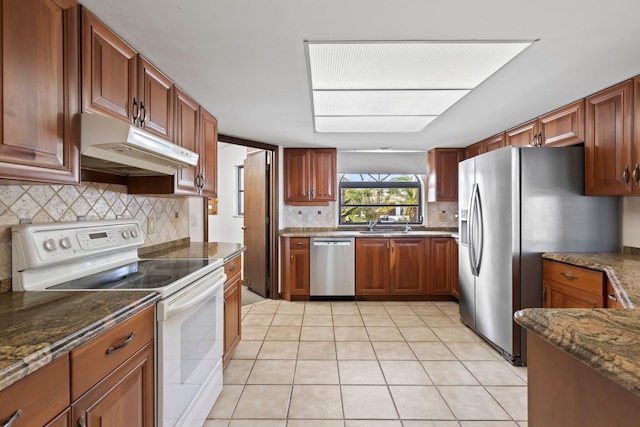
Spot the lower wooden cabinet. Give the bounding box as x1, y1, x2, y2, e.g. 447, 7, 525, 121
355, 237, 429, 297
71, 343, 154, 427
281, 237, 310, 300
223, 254, 242, 366
542, 259, 604, 308
429, 238, 458, 295
0, 306, 155, 427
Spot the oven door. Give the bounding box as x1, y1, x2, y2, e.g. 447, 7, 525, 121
156, 268, 225, 427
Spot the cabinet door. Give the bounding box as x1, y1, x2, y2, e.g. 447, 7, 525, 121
483, 133, 506, 152
289, 246, 310, 296
310, 148, 336, 201
0, 0, 80, 185
427, 149, 464, 202
464, 142, 484, 159
283, 149, 311, 202
46, 409, 70, 427
506, 120, 538, 147
138, 56, 173, 140
390, 238, 426, 295
355, 239, 390, 295
72, 343, 154, 427
199, 108, 218, 197
543, 280, 603, 308
223, 273, 242, 366
429, 238, 455, 295
173, 87, 200, 195
633, 77, 640, 194
539, 100, 584, 147
81, 8, 137, 122
585, 80, 633, 195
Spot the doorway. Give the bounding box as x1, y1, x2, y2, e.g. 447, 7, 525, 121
206, 135, 279, 300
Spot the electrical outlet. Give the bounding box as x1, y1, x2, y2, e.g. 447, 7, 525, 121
190, 214, 198, 227
147, 216, 156, 234
439, 211, 447, 222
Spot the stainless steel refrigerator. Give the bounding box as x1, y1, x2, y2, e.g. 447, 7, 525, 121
458, 146, 619, 365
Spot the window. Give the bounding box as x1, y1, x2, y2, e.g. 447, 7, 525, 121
339, 174, 422, 225
237, 165, 244, 216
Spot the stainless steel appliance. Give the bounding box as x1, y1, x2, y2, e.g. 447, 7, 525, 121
11, 220, 225, 427
310, 237, 355, 297
458, 146, 619, 365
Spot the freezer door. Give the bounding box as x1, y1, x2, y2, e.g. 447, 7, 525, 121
458, 157, 475, 328
473, 147, 517, 357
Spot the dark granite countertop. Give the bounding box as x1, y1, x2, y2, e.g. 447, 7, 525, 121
280, 227, 457, 238
515, 308, 640, 396
0, 291, 159, 393
515, 251, 640, 397
140, 242, 246, 262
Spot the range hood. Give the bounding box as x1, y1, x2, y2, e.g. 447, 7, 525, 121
80, 113, 199, 176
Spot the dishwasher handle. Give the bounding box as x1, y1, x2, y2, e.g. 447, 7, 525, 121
312, 239, 352, 246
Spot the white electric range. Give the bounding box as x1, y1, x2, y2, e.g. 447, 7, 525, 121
11, 219, 225, 427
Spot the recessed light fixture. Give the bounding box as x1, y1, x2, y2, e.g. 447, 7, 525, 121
305, 40, 535, 134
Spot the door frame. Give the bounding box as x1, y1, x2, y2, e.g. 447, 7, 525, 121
207, 134, 280, 300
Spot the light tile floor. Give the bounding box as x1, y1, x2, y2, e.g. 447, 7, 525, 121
206, 300, 528, 427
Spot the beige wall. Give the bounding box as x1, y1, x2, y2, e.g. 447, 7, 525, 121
622, 197, 640, 248
0, 182, 189, 284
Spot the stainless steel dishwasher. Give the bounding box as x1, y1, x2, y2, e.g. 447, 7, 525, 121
310, 237, 355, 296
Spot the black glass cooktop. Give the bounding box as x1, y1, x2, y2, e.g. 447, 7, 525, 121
47, 259, 211, 290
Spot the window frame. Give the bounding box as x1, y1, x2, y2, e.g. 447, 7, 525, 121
338, 174, 423, 225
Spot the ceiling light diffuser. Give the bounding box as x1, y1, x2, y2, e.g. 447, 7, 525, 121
305, 40, 534, 133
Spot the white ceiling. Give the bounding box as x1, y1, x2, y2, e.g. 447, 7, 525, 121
78, 0, 640, 152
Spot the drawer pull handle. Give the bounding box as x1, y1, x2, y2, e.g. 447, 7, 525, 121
106, 331, 136, 354
228, 265, 237, 271
295, 242, 304, 246
560, 272, 578, 280
2, 410, 22, 427
608, 294, 617, 301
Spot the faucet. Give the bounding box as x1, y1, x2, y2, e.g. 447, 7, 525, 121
404, 222, 412, 232
368, 218, 381, 231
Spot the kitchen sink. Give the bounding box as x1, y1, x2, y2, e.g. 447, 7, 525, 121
358, 230, 411, 234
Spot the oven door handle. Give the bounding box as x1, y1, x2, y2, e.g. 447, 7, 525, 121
157, 273, 226, 321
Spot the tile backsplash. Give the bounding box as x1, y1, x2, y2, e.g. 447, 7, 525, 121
0, 182, 189, 286
426, 202, 458, 228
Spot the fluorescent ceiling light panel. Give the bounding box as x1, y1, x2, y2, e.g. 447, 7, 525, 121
313, 90, 470, 116
306, 40, 534, 133
315, 116, 436, 133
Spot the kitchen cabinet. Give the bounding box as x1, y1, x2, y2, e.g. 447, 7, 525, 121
283, 148, 337, 204
198, 108, 219, 197
281, 237, 310, 300
426, 148, 464, 202
585, 80, 634, 195
0, 354, 70, 427
482, 133, 506, 152
0, 0, 80, 185
172, 87, 201, 194
82, 9, 174, 141
430, 237, 457, 296
355, 237, 427, 296
0, 306, 154, 427
506, 119, 538, 147
464, 141, 484, 159
223, 254, 242, 366
542, 259, 604, 308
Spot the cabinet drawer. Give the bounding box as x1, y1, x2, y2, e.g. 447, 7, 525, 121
70, 306, 154, 401
0, 354, 70, 427
289, 238, 309, 250
224, 255, 242, 280
543, 260, 603, 295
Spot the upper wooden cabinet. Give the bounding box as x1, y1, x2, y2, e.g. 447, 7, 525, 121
538, 100, 585, 147
173, 88, 200, 194
585, 80, 634, 196
283, 148, 336, 204
506, 119, 538, 147
199, 108, 219, 197
483, 133, 506, 152
0, 0, 80, 185
426, 148, 464, 202
82, 9, 174, 141
464, 141, 484, 159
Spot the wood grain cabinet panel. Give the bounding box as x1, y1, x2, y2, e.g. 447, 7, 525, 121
138, 56, 174, 140
281, 237, 310, 300
390, 238, 426, 295
429, 237, 457, 295
173, 87, 200, 194
464, 141, 484, 159
482, 133, 506, 152
355, 238, 391, 295
223, 256, 242, 366
283, 148, 336, 204
585, 80, 634, 195
0, 0, 80, 185
427, 148, 464, 202
198, 108, 219, 197
538, 100, 585, 147
542, 260, 604, 308
506, 120, 538, 147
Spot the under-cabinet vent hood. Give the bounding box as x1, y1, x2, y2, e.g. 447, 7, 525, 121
80, 113, 198, 176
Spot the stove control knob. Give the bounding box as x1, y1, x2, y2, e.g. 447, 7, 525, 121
59, 237, 72, 249
130, 228, 139, 238
122, 230, 130, 239
43, 238, 57, 252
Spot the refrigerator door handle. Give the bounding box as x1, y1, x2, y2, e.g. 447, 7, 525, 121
469, 183, 479, 276
473, 185, 484, 274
